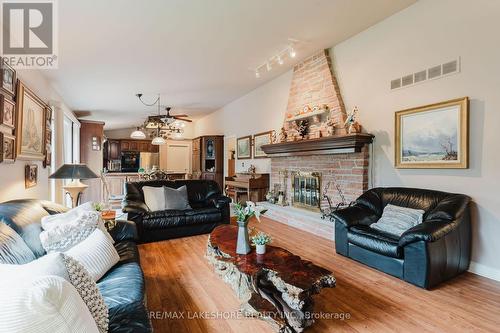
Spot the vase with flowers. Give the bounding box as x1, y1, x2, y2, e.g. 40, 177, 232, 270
251, 232, 272, 255
234, 201, 267, 254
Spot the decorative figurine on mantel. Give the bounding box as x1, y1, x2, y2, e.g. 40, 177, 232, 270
247, 164, 256, 175
271, 130, 277, 144
278, 127, 288, 143
344, 106, 361, 134
296, 120, 309, 140
325, 116, 336, 136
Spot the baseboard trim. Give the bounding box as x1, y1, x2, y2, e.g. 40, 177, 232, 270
468, 261, 500, 282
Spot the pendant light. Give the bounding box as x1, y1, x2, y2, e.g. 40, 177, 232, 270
130, 127, 146, 139
151, 136, 166, 145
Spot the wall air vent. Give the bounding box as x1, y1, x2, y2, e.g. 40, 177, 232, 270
390, 57, 460, 90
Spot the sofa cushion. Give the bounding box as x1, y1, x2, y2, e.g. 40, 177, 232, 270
142, 207, 222, 229
97, 262, 151, 333
0, 222, 36, 264
185, 208, 222, 225
164, 185, 192, 210
348, 225, 403, 259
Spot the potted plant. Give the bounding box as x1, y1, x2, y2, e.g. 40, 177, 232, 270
234, 201, 267, 255
251, 232, 272, 255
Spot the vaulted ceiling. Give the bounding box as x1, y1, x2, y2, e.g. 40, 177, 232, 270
42, 0, 416, 129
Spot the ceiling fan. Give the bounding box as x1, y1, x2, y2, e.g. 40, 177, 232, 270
148, 106, 192, 125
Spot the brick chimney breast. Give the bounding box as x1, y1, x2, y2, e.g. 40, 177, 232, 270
284, 49, 347, 136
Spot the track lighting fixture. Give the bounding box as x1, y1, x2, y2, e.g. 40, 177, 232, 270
251, 39, 299, 78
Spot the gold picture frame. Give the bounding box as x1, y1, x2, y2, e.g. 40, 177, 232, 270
1, 133, 16, 163
395, 97, 469, 169
237, 135, 252, 159
15, 81, 47, 161
253, 131, 272, 158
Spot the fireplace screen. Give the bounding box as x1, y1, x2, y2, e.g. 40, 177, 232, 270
292, 172, 321, 210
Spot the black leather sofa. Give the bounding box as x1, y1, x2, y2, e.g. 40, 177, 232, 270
122, 179, 231, 243
332, 187, 471, 289
0, 199, 152, 333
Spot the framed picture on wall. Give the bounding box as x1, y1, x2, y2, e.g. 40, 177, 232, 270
0, 95, 15, 128
0, 60, 16, 96
237, 135, 252, 159
15, 81, 47, 161
253, 131, 272, 158
395, 97, 469, 169
1, 133, 16, 163
25, 164, 38, 188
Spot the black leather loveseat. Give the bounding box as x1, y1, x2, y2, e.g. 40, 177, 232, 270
332, 187, 471, 289
0, 199, 152, 333
122, 179, 231, 243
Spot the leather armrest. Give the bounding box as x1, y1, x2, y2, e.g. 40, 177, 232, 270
122, 200, 149, 214
109, 220, 138, 242
399, 218, 461, 247
331, 204, 379, 228
426, 194, 471, 221
207, 195, 231, 209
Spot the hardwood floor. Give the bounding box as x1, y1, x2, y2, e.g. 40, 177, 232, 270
138, 217, 500, 333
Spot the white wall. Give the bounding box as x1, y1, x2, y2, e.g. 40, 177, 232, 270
195, 70, 292, 173
0, 69, 74, 204
194, 0, 500, 280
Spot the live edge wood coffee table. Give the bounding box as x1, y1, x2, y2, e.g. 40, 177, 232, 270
206, 225, 336, 332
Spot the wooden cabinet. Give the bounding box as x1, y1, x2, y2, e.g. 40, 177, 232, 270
108, 140, 121, 160
139, 141, 149, 152
119, 140, 156, 152
121, 141, 130, 151
106, 175, 126, 198
192, 135, 224, 189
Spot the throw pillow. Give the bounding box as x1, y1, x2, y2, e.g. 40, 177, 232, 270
0, 223, 36, 264
0, 275, 100, 333
164, 185, 192, 210
40, 213, 98, 253
41, 202, 114, 244
65, 228, 120, 281
370, 204, 425, 237
0, 252, 109, 333
143, 186, 166, 211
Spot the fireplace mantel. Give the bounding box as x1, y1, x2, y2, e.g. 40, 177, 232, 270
261, 133, 374, 157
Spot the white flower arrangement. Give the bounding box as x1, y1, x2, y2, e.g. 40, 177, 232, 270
234, 201, 267, 223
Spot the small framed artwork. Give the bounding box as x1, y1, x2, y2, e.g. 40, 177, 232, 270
253, 131, 273, 158
0, 60, 16, 96
1, 133, 16, 163
0, 95, 15, 128
237, 135, 252, 159
16, 80, 47, 160
395, 97, 469, 169
25, 164, 38, 189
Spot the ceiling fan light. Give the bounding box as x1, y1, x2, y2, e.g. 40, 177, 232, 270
130, 128, 146, 139
151, 136, 166, 145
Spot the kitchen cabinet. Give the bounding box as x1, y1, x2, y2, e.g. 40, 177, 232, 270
192, 135, 224, 189
108, 140, 121, 160
121, 141, 130, 151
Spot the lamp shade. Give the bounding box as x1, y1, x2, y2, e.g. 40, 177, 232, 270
151, 136, 166, 145
130, 128, 146, 139
49, 164, 99, 180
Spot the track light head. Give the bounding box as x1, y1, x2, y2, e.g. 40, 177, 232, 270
255, 70, 260, 78
277, 56, 284, 65
266, 62, 272, 71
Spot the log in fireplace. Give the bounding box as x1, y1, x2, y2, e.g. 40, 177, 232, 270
292, 171, 321, 211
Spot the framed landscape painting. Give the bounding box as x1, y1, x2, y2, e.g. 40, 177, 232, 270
237, 135, 252, 159
395, 97, 469, 169
16, 81, 47, 161
253, 131, 272, 158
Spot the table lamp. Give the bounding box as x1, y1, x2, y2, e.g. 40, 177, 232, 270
49, 163, 99, 207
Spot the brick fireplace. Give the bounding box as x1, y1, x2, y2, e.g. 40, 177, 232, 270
260, 49, 373, 239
